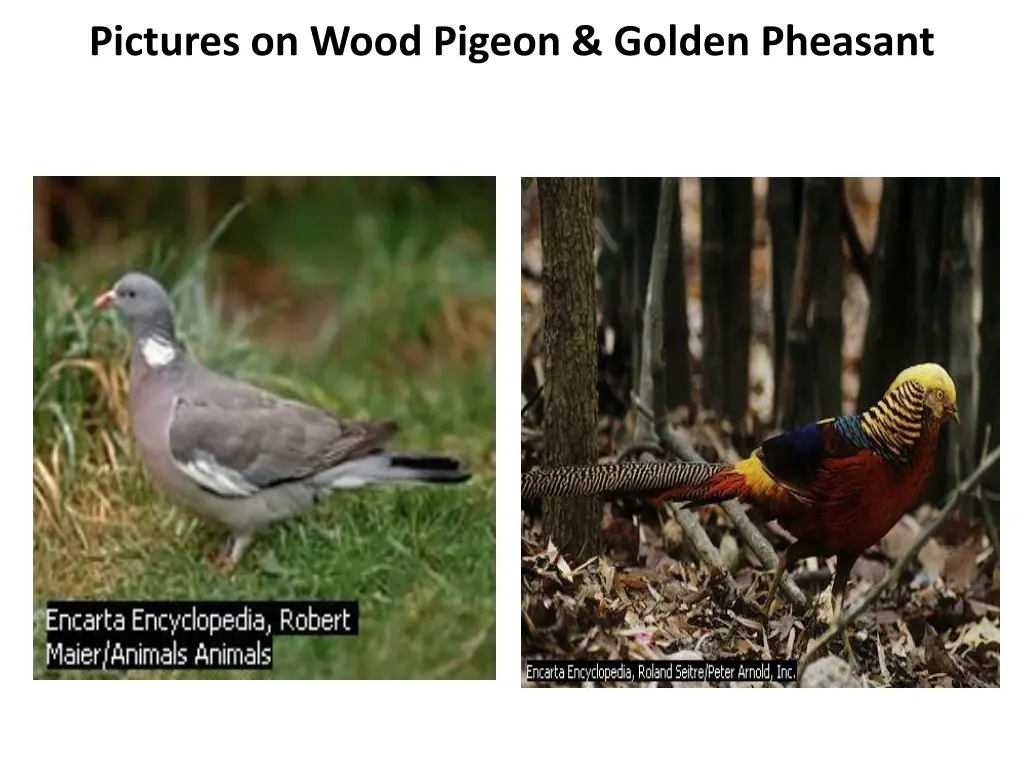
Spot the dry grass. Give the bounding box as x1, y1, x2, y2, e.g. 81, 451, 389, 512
33, 299, 139, 597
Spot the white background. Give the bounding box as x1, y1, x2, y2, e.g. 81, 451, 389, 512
5, 0, 1017, 764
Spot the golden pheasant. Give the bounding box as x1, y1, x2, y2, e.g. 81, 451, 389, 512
522, 363, 959, 622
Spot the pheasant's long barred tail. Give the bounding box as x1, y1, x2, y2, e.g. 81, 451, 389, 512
521, 461, 731, 499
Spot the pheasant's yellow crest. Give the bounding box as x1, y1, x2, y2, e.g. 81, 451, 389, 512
886, 363, 957, 405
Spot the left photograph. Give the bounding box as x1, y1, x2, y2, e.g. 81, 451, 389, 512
33, 177, 496, 678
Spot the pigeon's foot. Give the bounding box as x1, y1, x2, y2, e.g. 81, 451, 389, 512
210, 551, 237, 572
208, 534, 252, 572
208, 533, 253, 572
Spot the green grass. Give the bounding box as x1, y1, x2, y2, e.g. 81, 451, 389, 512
33, 183, 495, 679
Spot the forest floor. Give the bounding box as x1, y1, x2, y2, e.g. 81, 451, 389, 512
520, 179, 999, 688
33, 180, 496, 679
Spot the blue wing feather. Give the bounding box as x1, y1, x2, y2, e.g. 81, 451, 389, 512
758, 416, 869, 488
758, 422, 826, 487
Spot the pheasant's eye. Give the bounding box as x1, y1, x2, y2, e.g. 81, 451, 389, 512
936, 390, 944, 401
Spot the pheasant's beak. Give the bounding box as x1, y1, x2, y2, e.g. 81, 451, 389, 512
946, 403, 960, 425
93, 289, 116, 310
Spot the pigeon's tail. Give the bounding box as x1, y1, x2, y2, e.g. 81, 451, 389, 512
385, 453, 472, 484
319, 452, 470, 489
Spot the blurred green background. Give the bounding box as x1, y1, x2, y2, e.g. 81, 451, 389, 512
33, 176, 496, 679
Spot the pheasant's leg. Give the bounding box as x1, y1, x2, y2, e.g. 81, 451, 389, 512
762, 539, 818, 616
831, 553, 857, 671
762, 550, 788, 617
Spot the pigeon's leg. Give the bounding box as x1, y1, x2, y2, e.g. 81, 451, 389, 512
229, 534, 253, 564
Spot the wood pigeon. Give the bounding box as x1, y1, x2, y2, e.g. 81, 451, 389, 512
94, 272, 471, 568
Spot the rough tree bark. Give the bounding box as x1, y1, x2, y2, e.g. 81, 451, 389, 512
538, 178, 601, 561
977, 178, 999, 520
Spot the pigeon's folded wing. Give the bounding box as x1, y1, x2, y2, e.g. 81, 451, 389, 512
167, 393, 397, 497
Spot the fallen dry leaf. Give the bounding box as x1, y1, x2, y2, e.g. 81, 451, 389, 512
951, 617, 1000, 652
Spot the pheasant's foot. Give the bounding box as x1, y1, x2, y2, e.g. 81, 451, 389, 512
842, 629, 859, 672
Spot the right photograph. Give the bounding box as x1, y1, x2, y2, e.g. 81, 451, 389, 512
521, 177, 999, 688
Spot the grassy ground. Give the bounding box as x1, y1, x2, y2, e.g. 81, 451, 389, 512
33, 179, 495, 678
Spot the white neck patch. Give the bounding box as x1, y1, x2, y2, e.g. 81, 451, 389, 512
141, 336, 176, 367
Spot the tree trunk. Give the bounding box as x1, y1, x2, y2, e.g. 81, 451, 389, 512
943, 179, 973, 492
700, 179, 725, 415
810, 178, 845, 417
640, 178, 679, 435
859, 178, 915, 409
768, 177, 797, 419
664, 183, 691, 411
628, 178, 660, 405
911, 179, 947, 364
636, 180, 691, 423
595, 178, 630, 419
720, 178, 753, 426
538, 177, 601, 562
977, 178, 999, 514
776, 179, 830, 429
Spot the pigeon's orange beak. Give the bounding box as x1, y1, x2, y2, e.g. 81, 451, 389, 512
93, 289, 116, 310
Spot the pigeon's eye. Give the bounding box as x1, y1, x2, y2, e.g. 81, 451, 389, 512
127, 289, 136, 299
